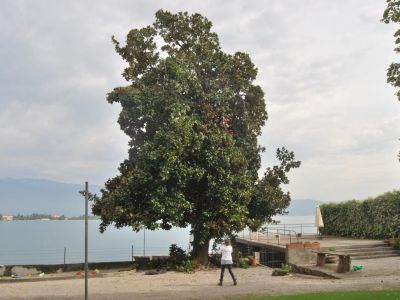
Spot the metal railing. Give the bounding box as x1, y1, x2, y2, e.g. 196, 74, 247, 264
266, 223, 316, 236
260, 227, 299, 245
241, 223, 317, 246
0, 245, 170, 266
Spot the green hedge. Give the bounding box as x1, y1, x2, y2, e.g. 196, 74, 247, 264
320, 190, 400, 239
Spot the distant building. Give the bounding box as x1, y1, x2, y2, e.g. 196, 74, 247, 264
51, 214, 60, 219
2, 215, 13, 221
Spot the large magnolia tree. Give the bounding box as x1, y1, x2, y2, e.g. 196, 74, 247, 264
92, 10, 300, 264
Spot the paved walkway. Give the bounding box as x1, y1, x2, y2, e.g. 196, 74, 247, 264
1, 263, 399, 300
303, 256, 400, 279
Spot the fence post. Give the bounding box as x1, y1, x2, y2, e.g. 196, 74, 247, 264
131, 245, 134, 263
64, 247, 66, 267
272, 247, 275, 268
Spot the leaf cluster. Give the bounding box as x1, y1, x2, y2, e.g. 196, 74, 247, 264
247, 147, 301, 230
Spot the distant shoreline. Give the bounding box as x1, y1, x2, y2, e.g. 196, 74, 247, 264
0, 219, 100, 221
0, 214, 99, 221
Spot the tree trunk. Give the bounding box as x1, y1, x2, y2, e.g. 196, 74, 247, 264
191, 233, 210, 265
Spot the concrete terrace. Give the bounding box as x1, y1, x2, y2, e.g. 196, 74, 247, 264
236, 231, 384, 249
236, 231, 400, 279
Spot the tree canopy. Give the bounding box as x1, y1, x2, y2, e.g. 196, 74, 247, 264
383, 0, 400, 101
92, 10, 300, 263
382, 0, 400, 161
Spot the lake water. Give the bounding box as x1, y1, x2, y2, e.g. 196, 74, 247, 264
0, 216, 314, 265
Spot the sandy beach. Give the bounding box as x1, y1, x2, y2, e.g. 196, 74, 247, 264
1, 263, 400, 300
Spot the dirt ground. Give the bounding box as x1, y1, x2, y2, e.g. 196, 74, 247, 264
1, 261, 400, 300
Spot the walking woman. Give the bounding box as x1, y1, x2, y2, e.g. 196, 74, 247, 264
218, 239, 237, 286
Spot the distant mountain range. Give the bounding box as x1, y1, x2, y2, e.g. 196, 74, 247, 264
0, 178, 101, 216
0, 178, 324, 216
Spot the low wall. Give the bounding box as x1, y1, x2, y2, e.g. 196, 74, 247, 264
0, 261, 136, 276
0, 256, 170, 276
286, 249, 317, 265
285, 242, 320, 265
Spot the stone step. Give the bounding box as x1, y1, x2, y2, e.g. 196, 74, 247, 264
352, 253, 400, 260
325, 251, 400, 260
319, 243, 400, 261
336, 247, 396, 254
349, 250, 400, 257
321, 243, 389, 250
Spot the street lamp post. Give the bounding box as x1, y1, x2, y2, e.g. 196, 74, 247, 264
84, 182, 88, 300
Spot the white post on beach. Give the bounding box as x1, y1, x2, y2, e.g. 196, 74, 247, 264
84, 181, 88, 300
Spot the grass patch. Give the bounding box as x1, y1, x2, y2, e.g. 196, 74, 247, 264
238, 290, 400, 300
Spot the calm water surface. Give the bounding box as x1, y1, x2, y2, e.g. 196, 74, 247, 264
0, 216, 314, 265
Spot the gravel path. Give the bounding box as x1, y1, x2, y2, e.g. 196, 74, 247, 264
1, 265, 400, 300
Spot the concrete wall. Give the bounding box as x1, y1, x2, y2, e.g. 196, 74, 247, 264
1, 257, 171, 276
286, 249, 317, 265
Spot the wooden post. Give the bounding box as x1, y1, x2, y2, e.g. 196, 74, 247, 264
316, 253, 326, 267
337, 255, 351, 273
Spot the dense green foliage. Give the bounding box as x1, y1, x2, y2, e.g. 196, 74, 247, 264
394, 239, 400, 250
168, 244, 188, 267
320, 191, 400, 239
92, 10, 300, 263
240, 290, 400, 300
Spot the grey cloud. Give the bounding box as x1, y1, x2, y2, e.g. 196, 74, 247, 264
0, 0, 398, 202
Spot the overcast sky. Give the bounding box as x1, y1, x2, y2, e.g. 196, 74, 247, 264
1, 0, 399, 202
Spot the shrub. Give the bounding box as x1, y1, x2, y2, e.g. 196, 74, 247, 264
169, 244, 188, 268
281, 263, 292, 272
176, 260, 195, 273
232, 248, 253, 268
394, 240, 400, 250
320, 191, 400, 239
238, 258, 249, 268
208, 253, 221, 267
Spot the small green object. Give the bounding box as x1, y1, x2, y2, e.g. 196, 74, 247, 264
352, 264, 363, 271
